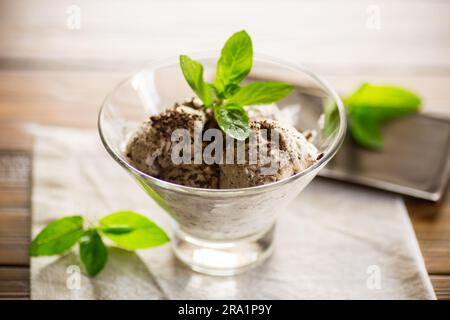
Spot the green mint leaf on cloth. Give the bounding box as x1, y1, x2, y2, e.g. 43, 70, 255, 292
100, 211, 170, 250
79, 229, 108, 277
226, 81, 294, 106
179, 55, 214, 107
30, 216, 84, 256
214, 104, 250, 140
214, 30, 253, 96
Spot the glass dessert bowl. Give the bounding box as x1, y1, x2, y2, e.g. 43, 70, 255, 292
98, 54, 347, 276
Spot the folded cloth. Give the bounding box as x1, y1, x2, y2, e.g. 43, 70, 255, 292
30, 125, 435, 299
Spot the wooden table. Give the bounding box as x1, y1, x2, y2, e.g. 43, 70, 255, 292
0, 0, 449, 299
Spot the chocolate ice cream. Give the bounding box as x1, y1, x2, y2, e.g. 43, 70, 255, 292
126, 97, 219, 188
126, 98, 319, 189
219, 119, 319, 188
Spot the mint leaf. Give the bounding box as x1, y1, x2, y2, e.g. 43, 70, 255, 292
346, 83, 421, 122
79, 229, 108, 276
349, 114, 384, 149
214, 104, 250, 140
179, 55, 214, 107
226, 81, 294, 106
100, 211, 169, 250
30, 216, 84, 256
345, 83, 421, 149
214, 30, 253, 96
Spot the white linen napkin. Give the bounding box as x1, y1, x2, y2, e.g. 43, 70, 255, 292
30, 125, 435, 299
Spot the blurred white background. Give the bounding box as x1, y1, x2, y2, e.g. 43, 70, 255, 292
1, 0, 448, 72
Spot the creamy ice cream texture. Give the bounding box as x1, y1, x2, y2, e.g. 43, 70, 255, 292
126, 97, 319, 189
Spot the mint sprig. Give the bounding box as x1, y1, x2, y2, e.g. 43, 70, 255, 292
30, 211, 169, 277
179, 30, 294, 140
325, 83, 422, 149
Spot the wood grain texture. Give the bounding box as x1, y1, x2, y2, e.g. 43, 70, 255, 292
0, 70, 124, 128
0, 152, 31, 211
0, 267, 29, 298
0, 71, 449, 129
408, 184, 450, 275
0, 209, 30, 266
0, 125, 33, 151
0, 151, 31, 267
430, 276, 450, 300
0, 144, 31, 297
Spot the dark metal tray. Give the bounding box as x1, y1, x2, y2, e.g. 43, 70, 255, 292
320, 114, 450, 201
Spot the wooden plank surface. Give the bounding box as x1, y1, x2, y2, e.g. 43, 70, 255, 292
0, 70, 449, 128
0, 209, 30, 266
0, 0, 449, 300
430, 276, 450, 300
407, 187, 450, 275
0, 149, 31, 299
0, 267, 29, 299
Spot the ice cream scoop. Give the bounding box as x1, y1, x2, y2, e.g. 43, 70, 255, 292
126, 97, 220, 188
126, 98, 319, 190
219, 119, 319, 188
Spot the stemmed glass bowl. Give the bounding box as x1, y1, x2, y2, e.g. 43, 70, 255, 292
98, 54, 347, 276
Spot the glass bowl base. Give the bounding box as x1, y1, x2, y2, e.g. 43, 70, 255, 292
172, 225, 275, 276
